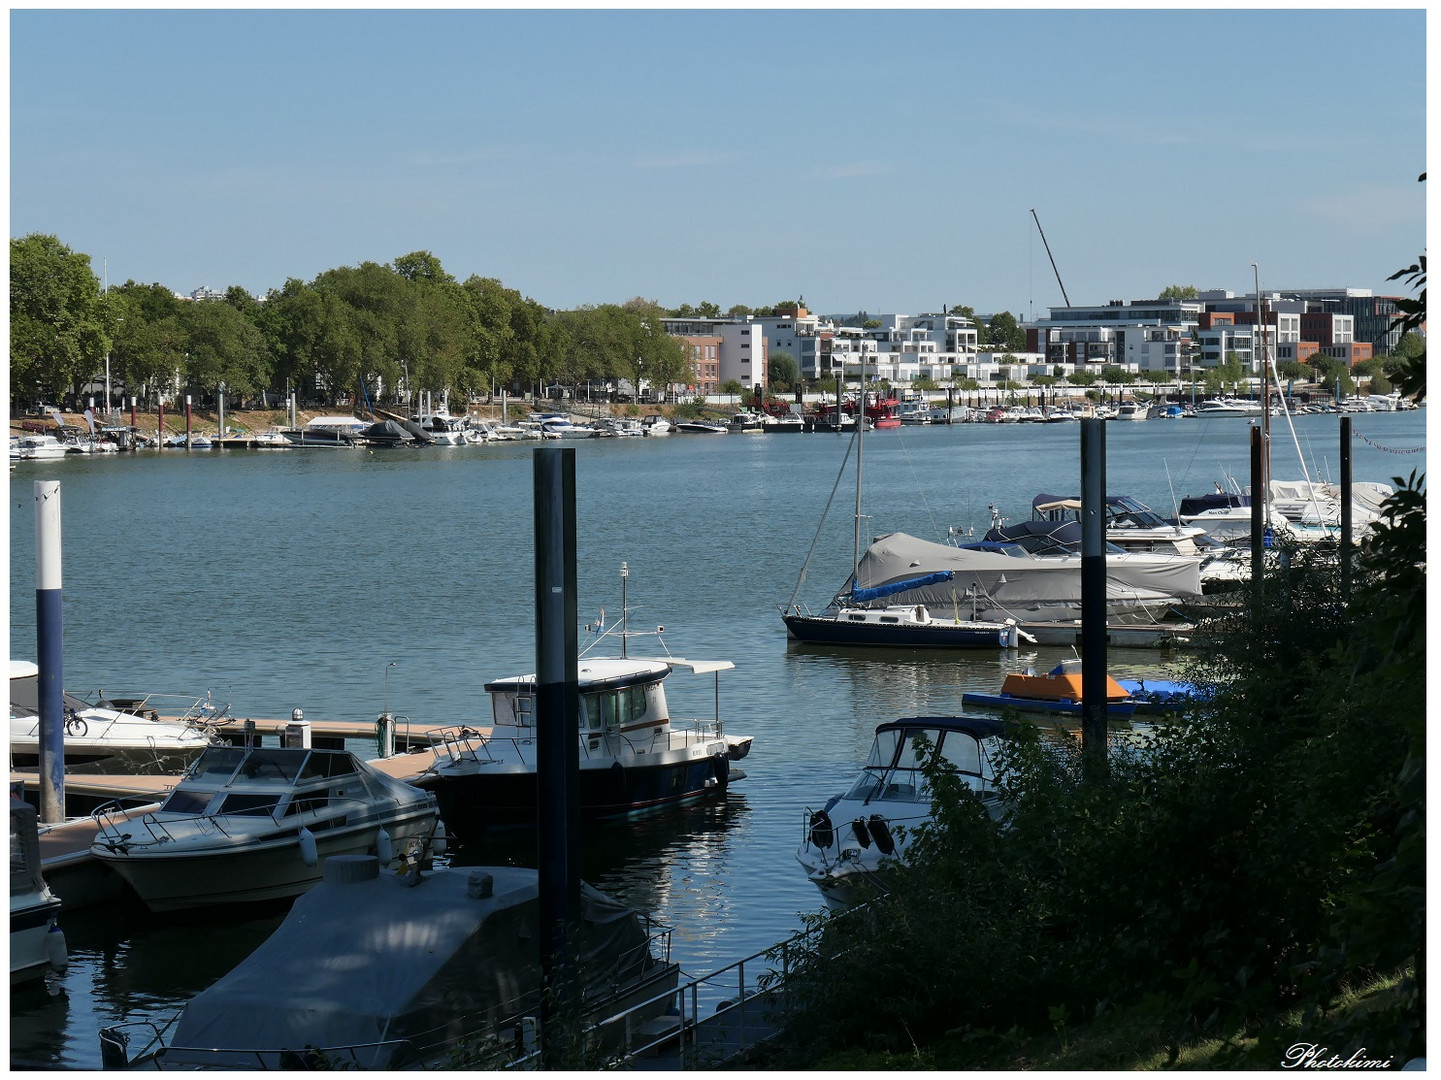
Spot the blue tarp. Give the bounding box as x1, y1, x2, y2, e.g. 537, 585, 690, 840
849, 570, 955, 603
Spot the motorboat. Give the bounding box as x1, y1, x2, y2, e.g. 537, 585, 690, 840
280, 416, 364, 447
11, 796, 67, 984
961, 658, 1198, 719
727, 411, 766, 433
796, 715, 1005, 911
163, 433, 213, 448
9, 661, 217, 775
674, 419, 728, 434
411, 409, 471, 445
89, 744, 439, 911
1196, 398, 1263, 417
1114, 401, 1149, 421
14, 434, 72, 460
356, 419, 418, 447
641, 416, 672, 436
591, 417, 644, 438
1028, 494, 1247, 592
421, 654, 751, 843
527, 413, 591, 439
98, 858, 679, 1070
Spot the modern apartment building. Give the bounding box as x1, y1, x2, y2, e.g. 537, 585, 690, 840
660, 316, 769, 395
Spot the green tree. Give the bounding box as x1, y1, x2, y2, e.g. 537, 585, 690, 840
1157, 284, 1200, 301
179, 297, 269, 397
1067, 369, 1099, 387
108, 281, 189, 402
10, 233, 109, 402
985, 310, 1026, 352
768, 351, 799, 390
1099, 365, 1128, 384
621, 297, 687, 399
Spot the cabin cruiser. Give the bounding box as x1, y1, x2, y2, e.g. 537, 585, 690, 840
9, 661, 216, 775
89, 744, 438, 911
797, 716, 1004, 911
1195, 398, 1263, 417
13, 434, 72, 460
99, 858, 678, 1070
674, 419, 729, 434
280, 416, 365, 447
1114, 401, 1149, 421
11, 796, 67, 984
411, 408, 471, 445
420, 656, 752, 843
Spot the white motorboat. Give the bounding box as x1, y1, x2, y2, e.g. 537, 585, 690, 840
590, 417, 644, 438
411, 409, 471, 445
99, 858, 679, 1070
641, 416, 672, 436
89, 744, 439, 911
727, 411, 766, 433
1195, 398, 1263, 417
10, 796, 67, 984
421, 654, 752, 844
14, 434, 72, 460
9, 661, 217, 775
1114, 401, 1149, 421
797, 715, 1005, 911
674, 420, 728, 434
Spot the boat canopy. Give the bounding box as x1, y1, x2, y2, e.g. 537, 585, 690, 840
9, 661, 94, 715
160, 862, 661, 1069
848, 570, 955, 603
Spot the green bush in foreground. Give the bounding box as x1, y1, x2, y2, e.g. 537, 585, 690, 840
773, 474, 1424, 1069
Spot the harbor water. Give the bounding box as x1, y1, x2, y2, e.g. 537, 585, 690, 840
9, 409, 1426, 1067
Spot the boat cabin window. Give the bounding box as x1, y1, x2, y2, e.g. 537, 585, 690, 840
188, 746, 246, 781
494, 693, 533, 728
159, 789, 214, 816
866, 729, 902, 770
217, 793, 283, 817
581, 686, 647, 732
938, 733, 985, 776
299, 751, 357, 781
285, 794, 328, 817
238, 749, 304, 783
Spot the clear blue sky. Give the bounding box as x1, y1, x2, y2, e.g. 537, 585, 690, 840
9, 8, 1427, 319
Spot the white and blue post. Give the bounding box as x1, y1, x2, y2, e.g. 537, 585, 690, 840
35, 481, 66, 823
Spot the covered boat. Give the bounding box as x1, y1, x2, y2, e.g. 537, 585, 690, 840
89, 745, 438, 911
99, 858, 678, 1070
962, 659, 1199, 718
842, 530, 1201, 625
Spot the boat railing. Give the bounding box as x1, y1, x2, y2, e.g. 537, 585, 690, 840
73, 689, 233, 730
427, 725, 535, 766
92, 800, 237, 848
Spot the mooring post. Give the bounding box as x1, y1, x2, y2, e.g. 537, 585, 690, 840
1250, 426, 1266, 603
158, 400, 165, 448
1340, 416, 1353, 603
35, 481, 65, 824
534, 446, 580, 1065
185, 395, 193, 449
1079, 419, 1108, 781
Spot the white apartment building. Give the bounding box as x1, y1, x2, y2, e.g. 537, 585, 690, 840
660, 316, 769, 393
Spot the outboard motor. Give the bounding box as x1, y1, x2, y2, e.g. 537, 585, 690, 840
868, 815, 896, 856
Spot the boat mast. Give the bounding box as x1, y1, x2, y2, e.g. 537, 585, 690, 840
853, 347, 865, 587
1252, 263, 1271, 515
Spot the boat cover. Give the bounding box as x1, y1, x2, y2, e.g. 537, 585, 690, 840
163, 864, 660, 1069
840, 532, 1201, 621
848, 570, 954, 603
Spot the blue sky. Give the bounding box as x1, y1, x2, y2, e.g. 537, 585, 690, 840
9, 8, 1427, 318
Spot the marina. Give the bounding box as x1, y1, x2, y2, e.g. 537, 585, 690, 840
8, 409, 1425, 1068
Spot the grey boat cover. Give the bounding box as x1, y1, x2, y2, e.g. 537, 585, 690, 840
839, 531, 1202, 622
163, 863, 660, 1069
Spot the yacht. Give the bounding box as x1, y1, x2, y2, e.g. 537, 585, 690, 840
9, 661, 216, 775
419, 655, 753, 843
90, 744, 439, 911
1114, 401, 1149, 421
797, 715, 1005, 910
1195, 398, 1263, 417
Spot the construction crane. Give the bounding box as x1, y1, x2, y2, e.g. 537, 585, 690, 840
1030, 209, 1071, 307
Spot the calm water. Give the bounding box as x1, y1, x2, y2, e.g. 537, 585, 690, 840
9, 409, 1426, 1067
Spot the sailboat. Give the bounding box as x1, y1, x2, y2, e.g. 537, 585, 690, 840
781, 359, 1025, 649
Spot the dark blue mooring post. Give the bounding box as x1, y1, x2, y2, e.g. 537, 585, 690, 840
533, 446, 580, 1064
1340, 416, 1353, 603
1079, 420, 1108, 781
35, 481, 65, 823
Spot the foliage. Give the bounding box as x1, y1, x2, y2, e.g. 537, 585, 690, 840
1158, 284, 1200, 301
10, 233, 110, 401
1384, 173, 1425, 400
983, 310, 1026, 352
1066, 369, 1098, 387
1139, 369, 1174, 385
1099, 365, 1128, 384
773, 480, 1426, 1068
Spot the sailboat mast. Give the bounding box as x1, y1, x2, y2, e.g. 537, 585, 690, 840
853, 349, 865, 584
1253, 263, 1271, 513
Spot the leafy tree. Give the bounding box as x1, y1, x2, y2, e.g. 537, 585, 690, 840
985, 310, 1026, 352
768, 352, 799, 390
108, 282, 189, 402
1277, 359, 1311, 382
1067, 369, 1099, 387
179, 297, 269, 396
719, 379, 744, 396
10, 233, 109, 401
1139, 369, 1174, 385
1157, 284, 1200, 301
620, 297, 687, 398
1099, 365, 1128, 384
1384, 172, 1425, 400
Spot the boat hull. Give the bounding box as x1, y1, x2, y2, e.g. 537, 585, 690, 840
426, 750, 733, 842
960, 692, 1138, 719
92, 808, 437, 912
782, 612, 1017, 649
10, 895, 64, 983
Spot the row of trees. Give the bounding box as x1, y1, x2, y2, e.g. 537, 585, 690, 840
10, 236, 700, 410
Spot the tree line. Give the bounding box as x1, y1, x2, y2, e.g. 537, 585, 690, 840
9, 236, 716, 410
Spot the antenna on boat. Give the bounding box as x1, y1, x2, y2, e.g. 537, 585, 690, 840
620, 562, 629, 658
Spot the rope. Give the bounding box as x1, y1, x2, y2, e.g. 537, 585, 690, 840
1355, 430, 1425, 455
785, 433, 857, 612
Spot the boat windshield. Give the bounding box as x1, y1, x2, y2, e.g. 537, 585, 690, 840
235, 748, 306, 784
187, 746, 246, 782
